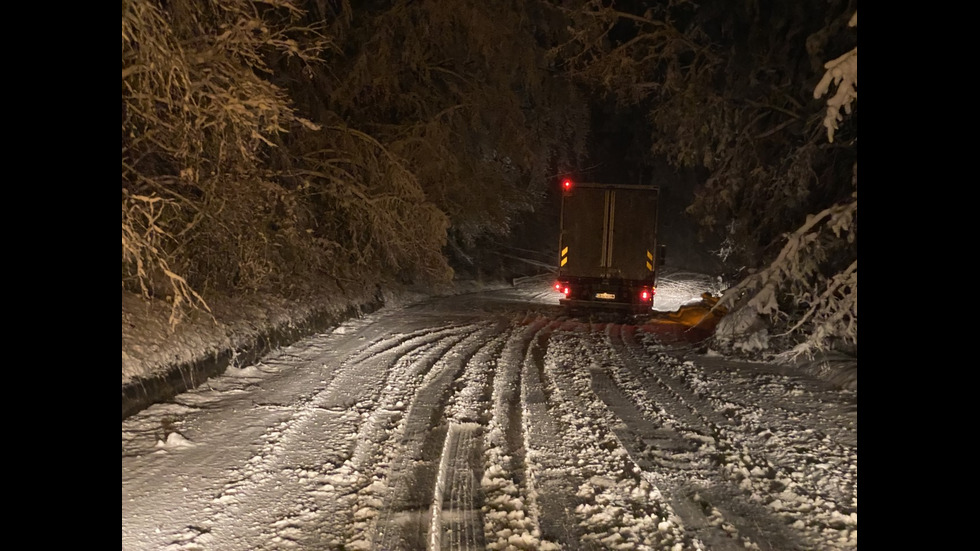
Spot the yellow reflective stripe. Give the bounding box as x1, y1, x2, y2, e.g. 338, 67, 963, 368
561, 246, 568, 256
561, 257, 568, 266
646, 250, 653, 261
646, 261, 653, 271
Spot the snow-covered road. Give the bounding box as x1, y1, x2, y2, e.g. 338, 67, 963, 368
122, 276, 856, 550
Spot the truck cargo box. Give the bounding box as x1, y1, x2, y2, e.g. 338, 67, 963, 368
555, 182, 664, 314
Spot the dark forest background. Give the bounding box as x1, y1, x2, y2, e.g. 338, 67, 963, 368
122, 0, 856, 357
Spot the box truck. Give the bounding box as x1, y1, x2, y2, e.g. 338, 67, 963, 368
554, 180, 665, 314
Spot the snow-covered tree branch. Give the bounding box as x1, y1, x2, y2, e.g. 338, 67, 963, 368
714, 196, 857, 356
814, 12, 857, 143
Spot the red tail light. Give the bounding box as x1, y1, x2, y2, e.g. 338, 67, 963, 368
554, 282, 562, 292
562, 178, 573, 192
562, 286, 571, 296
640, 289, 651, 302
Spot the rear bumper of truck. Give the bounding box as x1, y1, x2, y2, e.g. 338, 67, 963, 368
554, 276, 656, 315
559, 297, 652, 315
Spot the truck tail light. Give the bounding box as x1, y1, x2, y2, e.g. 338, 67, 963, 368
639, 288, 652, 302
554, 281, 563, 292
562, 178, 573, 192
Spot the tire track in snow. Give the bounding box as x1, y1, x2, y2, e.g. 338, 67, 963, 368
588, 367, 702, 473
429, 422, 485, 550
480, 313, 558, 550
539, 325, 696, 550
520, 318, 601, 549
428, 324, 511, 550
623, 325, 848, 550
213, 322, 481, 549
611, 324, 728, 435
366, 324, 495, 550
599, 324, 782, 550
342, 325, 462, 367
187, 322, 479, 549
631, 345, 857, 550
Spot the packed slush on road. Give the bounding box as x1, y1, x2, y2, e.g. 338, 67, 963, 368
121, 275, 856, 551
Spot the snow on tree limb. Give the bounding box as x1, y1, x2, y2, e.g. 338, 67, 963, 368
813, 12, 857, 143
716, 197, 857, 356
784, 259, 856, 337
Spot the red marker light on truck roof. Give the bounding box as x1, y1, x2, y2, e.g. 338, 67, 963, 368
562, 179, 573, 191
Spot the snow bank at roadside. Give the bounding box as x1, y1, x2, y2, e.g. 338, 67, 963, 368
122, 277, 516, 415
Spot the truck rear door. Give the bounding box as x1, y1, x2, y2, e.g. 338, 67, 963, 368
559, 184, 659, 282
607, 186, 659, 281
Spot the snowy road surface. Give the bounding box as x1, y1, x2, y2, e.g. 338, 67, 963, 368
122, 275, 857, 550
